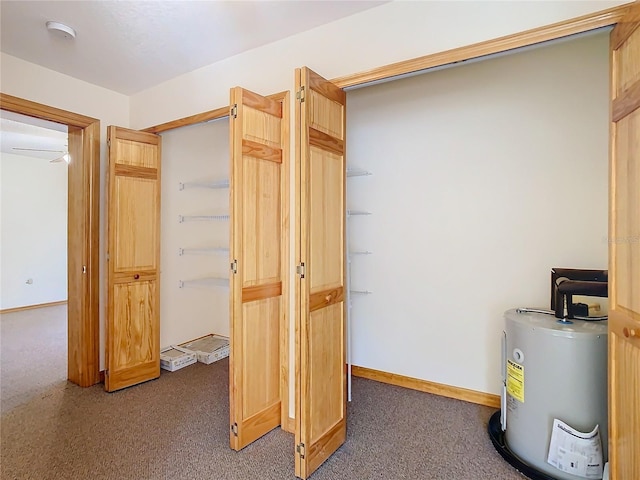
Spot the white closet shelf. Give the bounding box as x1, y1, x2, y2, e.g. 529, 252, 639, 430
178, 247, 229, 256
178, 214, 230, 223
347, 210, 372, 217
178, 277, 229, 288
347, 168, 372, 177
350, 290, 373, 295
179, 179, 229, 190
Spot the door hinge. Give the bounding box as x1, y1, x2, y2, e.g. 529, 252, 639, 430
106, 253, 110, 262
107, 139, 111, 148
296, 443, 306, 459
230, 104, 238, 119
230, 423, 238, 437
296, 262, 305, 279
296, 86, 305, 103
231, 259, 238, 274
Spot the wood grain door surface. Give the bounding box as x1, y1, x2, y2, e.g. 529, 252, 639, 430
229, 87, 285, 450
295, 67, 347, 479
608, 4, 640, 479
105, 126, 161, 392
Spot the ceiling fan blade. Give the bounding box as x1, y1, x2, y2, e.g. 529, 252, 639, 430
50, 153, 70, 163
12, 147, 66, 153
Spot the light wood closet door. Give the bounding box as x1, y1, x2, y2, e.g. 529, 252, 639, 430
295, 67, 347, 479
105, 126, 161, 392
229, 88, 285, 450
608, 5, 640, 479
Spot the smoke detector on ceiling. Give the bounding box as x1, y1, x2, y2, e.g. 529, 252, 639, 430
46, 21, 76, 39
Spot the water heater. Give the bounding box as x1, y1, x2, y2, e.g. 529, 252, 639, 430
490, 268, 609, 480
503, 308, 608, 479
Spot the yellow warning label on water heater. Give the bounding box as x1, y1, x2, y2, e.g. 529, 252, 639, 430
507, 359, 525, 403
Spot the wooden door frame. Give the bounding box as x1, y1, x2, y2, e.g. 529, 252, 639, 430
0, 93, 101, 387
331, 4, 630, 89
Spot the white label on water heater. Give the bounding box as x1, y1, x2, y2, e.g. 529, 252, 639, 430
547, 419, 603, 479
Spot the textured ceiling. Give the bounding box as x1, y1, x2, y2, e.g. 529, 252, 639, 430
0, 0, 386, 95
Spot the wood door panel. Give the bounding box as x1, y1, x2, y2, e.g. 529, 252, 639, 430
113, 176, 158, 272
242, 282, 282, 303
309, 146, 344, 293
613, 110, 640, 313
229, 87, 286, 451
243, 105, 282, 148
105, 361, 159, 392
609, 326, 640, 478
308, 89, 344, 140
237, 402, 282, 448
111, 281, 157, 369
618, 25, 640, 92
609, 7, 640, 479
306, 421, 345, 476
106, 126, 161, 393
242, 155, 281, 287
114, 138, 159, 168
242, 89, 283, 118
242, 297, 281, 418
309, 286, 344, 313
296, 67, 347, 479
242, 139, 282, 163
308, 303, 345, 443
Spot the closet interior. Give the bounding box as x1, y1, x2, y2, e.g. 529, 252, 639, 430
342, 31, 610, 396
160, 118, 231, 348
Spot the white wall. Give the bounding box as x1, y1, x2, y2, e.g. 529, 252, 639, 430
159, 119, 230, 347
1, 53, 130, 366
129, 0, 628, 128
0, 153, 68, 309
346, 32, 610, 395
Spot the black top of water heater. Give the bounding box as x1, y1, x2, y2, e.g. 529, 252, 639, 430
550, 268, 608, 319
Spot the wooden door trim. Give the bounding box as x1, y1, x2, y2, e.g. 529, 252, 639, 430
142, 106, 229, 134
352, 365, 501, 408
143, 92, 288, 134
332, 4, 631, 89
0, 92, 100, 387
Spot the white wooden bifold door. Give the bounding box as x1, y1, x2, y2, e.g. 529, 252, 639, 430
295, 67, 348, 479
608, 4, 640, 479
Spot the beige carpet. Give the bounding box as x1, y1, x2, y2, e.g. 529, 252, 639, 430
1, 304, 67, 412
1, 306, 524, 479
